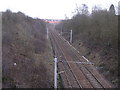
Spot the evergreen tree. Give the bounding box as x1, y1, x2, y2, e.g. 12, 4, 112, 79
109, 4, 115, 14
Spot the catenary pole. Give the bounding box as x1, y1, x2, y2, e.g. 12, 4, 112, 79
54, 57, 57, 89
70, 30, 72, 43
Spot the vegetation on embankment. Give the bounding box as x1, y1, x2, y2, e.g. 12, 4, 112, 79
55, 4, 118, 87
2, 10, 53, 88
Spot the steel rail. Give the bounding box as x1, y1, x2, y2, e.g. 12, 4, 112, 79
56, 30, 115, 88
49, 31, 72, 88
50, 30, 93, 88
50, 31, 82, 88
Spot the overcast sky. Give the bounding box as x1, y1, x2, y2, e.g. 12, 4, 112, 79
0, 0, 119, 19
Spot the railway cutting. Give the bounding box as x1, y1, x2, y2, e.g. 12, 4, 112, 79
49, 29, 115, 89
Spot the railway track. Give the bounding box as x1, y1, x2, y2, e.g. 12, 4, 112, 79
49, 29, 115, 89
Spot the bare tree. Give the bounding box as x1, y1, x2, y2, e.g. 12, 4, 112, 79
81, 4, 89, 15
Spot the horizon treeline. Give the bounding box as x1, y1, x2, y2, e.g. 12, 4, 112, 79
56, 4, 118, 51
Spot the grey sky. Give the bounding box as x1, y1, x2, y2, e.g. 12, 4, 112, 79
0, 0, 119, 19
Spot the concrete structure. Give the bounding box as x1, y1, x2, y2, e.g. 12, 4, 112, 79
43, 19, 63, 24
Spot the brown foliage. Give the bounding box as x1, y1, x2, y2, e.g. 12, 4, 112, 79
2, 10, 52, 88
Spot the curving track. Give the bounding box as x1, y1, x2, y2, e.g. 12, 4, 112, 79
49, 29, 115, 89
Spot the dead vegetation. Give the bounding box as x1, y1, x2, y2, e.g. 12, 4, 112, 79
2, 10, 53, 88
55, 5, 118, 87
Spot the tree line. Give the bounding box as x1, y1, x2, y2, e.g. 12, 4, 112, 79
56, 4, 118, 51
